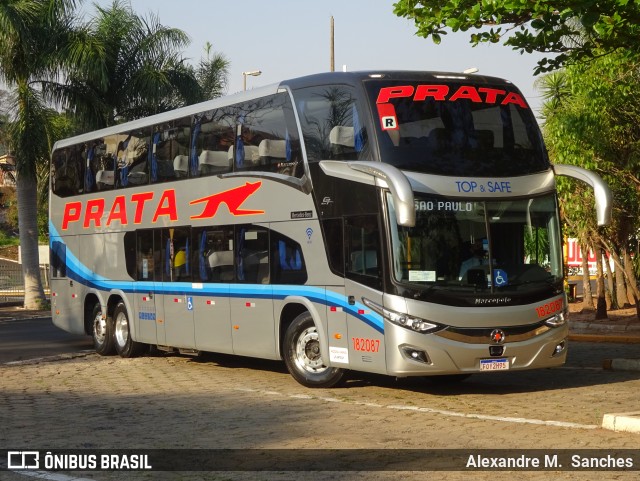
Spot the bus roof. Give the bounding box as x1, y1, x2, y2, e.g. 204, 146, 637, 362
52, 70, 517, 151
280, 70, 515, 90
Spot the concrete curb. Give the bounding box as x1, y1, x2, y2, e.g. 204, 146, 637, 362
602, 412, 640, 434
568, 333, 640, 344
603, 358, 640, 371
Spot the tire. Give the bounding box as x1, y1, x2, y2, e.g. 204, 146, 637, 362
283, 312, 345, 388
113, 302, 147, 358
91, 303, 114, 355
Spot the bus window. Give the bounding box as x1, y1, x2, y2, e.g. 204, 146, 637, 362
115, 128, 150, 189
50, 241, 67, 278
51, 144, 84, 197
294, 85, 368, 162
232, 93, 303, 177
151, 116, 191, 183
162, 227, 191, 282
365, 80, 547, 176
237, 226, 269, 284
94, 134, 118, 191
321, 218, 344, 276
345, 215, 381, 289
193, 109, 234, 177
135, 230, 158, 281
271, 232, 307, 284
196, 227, 235, 282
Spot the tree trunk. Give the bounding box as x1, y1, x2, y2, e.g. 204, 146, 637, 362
580, 243, 593, 311
595, 248, 608, 320
17, 174, 46, 309
615, 248, 630, 308
603, 251, 615, 310
622, 249, 640, 320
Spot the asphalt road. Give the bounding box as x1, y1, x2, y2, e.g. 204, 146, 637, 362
0, 316, 93, 364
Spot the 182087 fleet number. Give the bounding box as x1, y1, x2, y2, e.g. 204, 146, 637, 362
535, 299, 563, 318
352, 338, 380, 352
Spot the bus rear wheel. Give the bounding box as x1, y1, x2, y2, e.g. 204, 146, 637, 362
92, 303, 114, 355
113, 302, 146, 358
283, 312, 345, 388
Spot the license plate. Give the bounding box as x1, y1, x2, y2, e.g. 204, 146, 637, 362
480, 358, 509, 371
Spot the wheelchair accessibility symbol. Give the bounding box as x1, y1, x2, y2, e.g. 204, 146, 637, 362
493, 269, 508, 287
187, 296, 193, 311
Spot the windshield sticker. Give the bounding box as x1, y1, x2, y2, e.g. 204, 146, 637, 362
415, 200, 473, 212
455, 180, 512, 194
492, 269, 508, 287
409, 270, 436, 282
376, 85, 528, 109
376, 102, 399, 131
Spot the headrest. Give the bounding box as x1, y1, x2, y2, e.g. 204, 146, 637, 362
173, 155, 189, 170
199, 150, 229, 167
258, 139, 287, 159
329, 126, 354, 147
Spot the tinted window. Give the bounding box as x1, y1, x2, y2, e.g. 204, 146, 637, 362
115, 128, 150, 189
365, 80, 549, 176
271, 232, 307, 284
162, 227, 191, 281
135, 230, 160, 281
231, 93, 304, 177
195, 227, 235, 282
150, 117, 191, 183
345, 215, 382, 289
192, 109, 235, 177
52, 145, 84, 197
294, 84, 369, 162
237, 226, 269, 284
50, 240, 67, 277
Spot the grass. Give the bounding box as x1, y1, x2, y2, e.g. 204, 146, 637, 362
0, 229, 19, 247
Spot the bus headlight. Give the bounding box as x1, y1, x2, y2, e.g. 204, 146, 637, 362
544, 310, 567, 327
362, 298, 443, 334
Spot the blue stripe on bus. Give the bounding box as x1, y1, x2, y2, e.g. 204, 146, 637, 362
49, 223, 384, 333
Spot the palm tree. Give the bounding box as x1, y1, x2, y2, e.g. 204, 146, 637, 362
0, 0, 85, 309
62, 0, 200, 129
195, 41, 231, 100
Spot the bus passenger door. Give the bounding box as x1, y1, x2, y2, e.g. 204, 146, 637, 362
132, 230, 160, 345
230, 226, 275, 358
159, 228, 196, 349
344, 215, 387, 374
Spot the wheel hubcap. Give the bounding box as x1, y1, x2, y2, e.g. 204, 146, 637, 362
115, 312, 129, 347
294, 326, 328, 374
93, 313, 106, 344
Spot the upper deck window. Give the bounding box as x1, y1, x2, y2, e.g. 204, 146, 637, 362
365, 80, 549, 176
293, 85, 369, 162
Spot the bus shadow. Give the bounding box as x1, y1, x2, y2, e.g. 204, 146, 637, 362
343, 366, 640, 395
154, 347, 640, 395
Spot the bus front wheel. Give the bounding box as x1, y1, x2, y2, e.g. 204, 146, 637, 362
283, 312, 345, 388
113, 302, 146, 358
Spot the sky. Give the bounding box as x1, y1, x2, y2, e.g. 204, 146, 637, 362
88, 0, 549, 117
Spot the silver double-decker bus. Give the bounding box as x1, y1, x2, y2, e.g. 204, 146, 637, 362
50, 71, 611, 387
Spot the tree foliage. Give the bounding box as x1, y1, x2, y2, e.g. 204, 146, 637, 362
0, 0, 231, 308
57, 0, 199, 130
393, 0, 640, 73
539, 51, 640, 313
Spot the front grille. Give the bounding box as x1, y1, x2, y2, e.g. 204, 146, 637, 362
435, 321, 551, 344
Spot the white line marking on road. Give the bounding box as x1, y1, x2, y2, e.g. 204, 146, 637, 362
236, 387, 599, 431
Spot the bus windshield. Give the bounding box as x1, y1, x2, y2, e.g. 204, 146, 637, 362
365, 79, 548, 176
387, 193, 563, 295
